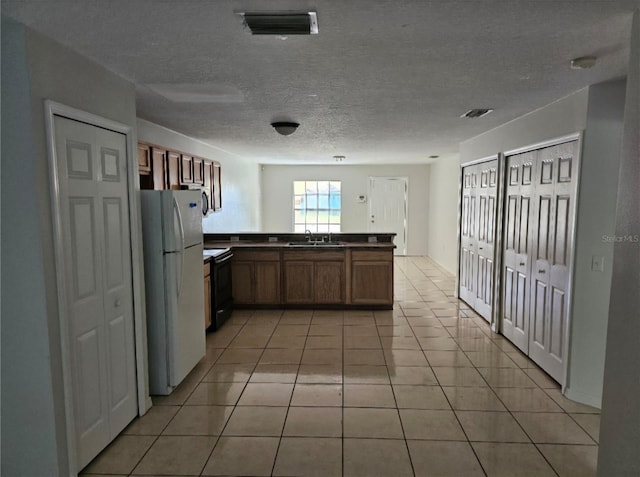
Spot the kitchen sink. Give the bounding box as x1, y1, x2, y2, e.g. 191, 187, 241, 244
287, 241, 345, 248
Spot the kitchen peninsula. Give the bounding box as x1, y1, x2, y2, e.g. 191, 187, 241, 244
204, 233, 395, 309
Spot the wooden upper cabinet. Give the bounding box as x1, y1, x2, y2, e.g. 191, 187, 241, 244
137, 144, 151, 173
151, 147, 167, 190
167, 151, 180, 190
180, 154, 194, 185
193, 157, 204, 185
212, 162, 222, 210
203, 160, 213, 210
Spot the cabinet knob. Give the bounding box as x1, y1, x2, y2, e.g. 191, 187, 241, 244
519, 262, 525, 266
538, 270, 546, 274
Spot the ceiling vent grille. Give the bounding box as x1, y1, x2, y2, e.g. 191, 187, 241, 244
240, 12, 318, 35
460, 108, 493, 119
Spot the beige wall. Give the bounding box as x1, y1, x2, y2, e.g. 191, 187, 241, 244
426, 157, 460, 274
261, 164, 430, 255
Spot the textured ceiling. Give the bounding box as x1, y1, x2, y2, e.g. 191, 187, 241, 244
3, 0, 639, 164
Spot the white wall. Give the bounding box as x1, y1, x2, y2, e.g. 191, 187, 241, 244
460, 81, 627, 407
598, 9, 640, 476
426, 157, 460, 274
136, 119, 262, 233
568, 79, 626, 406
261, 164, 429, 255
1, 18, 139, 476
460, 89, 589, 162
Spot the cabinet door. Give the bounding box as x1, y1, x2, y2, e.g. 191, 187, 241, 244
351, 260, 393, 305
254, 261, 280, 304
315, 261, 344, 303
151, 147, 167, 190
204, 263, 212, 329
203, 160, 213, 210
181, 154, 194, 185
193, 157, 204, 185
283, 261, 314, 303
167, 151, 180, 190
231, 261, 254, 304
137, 144, 151, 173
212, 162, 222, 210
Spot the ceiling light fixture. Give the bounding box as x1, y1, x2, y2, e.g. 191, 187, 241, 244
460, 109, 494, 119
570, 56, 597, 70
333, 155, 345, 162
271, 122, 299, 136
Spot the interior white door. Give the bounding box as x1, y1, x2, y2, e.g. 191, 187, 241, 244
369, 177, 407, 255
528, 142, 578, 382
459, 165, 478, 306
474, 160, 498, 321
54, 116, 137, 469
501, 151, 535, 352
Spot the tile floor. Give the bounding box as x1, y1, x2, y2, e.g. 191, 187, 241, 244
81, 256, 600, 477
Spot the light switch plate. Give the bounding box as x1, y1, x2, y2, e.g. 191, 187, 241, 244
591, 255, 604, 272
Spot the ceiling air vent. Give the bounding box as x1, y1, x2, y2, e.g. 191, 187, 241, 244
460, 108, 493, 119
240, 12, 318, 35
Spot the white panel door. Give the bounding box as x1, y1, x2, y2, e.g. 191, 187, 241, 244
528, 141, 578, 382
369, 177, 407, 255
458, 165, 478, 306
474, 160, 498, 322
55, 116, 137, 470
501, 151, 535, 352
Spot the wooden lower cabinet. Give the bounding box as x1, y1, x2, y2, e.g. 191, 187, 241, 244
254, 261, 281, 304
350, 250, 393, 305
283, 251, 345, 305
204, 260, 212, 329
231, 250, 280, 305
231, 247, 391, 308
283, 261, 314, 303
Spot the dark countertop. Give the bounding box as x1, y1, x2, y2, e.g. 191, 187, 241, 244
204, 241, 395, 250
203, 232, 396, 251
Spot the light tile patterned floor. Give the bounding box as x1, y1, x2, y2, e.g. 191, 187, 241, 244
81, 256, 600, 477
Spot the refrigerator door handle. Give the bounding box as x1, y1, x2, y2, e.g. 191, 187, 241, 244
173, 197, 186, 299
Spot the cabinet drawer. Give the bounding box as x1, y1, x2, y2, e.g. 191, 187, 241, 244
283, 250, 345, 261
232, 250, 280, 262
351, 250, 393, 261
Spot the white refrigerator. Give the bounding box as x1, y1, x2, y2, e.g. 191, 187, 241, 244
140, 190, 205, 395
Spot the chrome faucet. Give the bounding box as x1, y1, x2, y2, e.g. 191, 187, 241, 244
305, 229, 314, 242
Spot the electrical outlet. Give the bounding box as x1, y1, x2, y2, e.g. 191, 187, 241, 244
368, 236, 378, 243
230, 236, 240, 242
591, 255, 604, 272
268, 236, 278, 242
